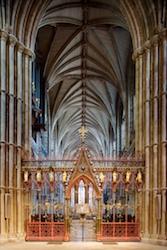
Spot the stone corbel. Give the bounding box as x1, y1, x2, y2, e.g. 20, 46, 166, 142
143, 40, 151, 51
16, 41, 25, 53
132, 47, 144, 61
150, 34, 159, 47
8, 34, 17, 47
24, 47, 35, 60
0, 29, 8, 41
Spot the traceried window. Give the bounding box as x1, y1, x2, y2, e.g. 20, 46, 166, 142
78, 180, 85, 205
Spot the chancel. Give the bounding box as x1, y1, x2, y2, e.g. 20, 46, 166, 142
0, 0, 166, 248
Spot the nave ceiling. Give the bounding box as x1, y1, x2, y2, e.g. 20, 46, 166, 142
34, 0, 133, 158
2, 0, 164, 158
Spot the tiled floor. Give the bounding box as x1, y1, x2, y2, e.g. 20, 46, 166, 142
0, 241, 167, 250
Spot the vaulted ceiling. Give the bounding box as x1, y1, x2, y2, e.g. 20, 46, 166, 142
35, 0, 133, 158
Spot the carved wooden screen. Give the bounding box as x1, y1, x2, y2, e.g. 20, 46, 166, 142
100, 170, 142, 241
24, 171, 66, 241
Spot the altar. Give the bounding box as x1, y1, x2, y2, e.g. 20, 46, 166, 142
76, 204, 90, 215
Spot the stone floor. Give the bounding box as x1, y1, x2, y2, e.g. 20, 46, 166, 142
0, 241, 167, 250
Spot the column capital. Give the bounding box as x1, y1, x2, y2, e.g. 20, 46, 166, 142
132, 47, 144, 61
151, 34, 159, 47
143, 40, 152, 50
0, 30, 8, 41
160, 28, 167, 41
24, 47, 35, 60
17, 42, 25, 53
8, 34, 17, 47
131, 29, 167, 61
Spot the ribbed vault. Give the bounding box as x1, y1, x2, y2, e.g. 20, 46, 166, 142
3, 0, 163, 159
34, 0, 133, 158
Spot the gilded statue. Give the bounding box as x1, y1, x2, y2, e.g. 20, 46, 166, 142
125, 169, 131, 183
36, 169, 42, 182
24, 170, 29, 182
49, 169, 54, 183
136, 170, 142, 183
62, 171, 67, 183
99, 172, 105, 183
112, 170, 118, 183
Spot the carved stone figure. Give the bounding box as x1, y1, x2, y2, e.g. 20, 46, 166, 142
136, 170, 142, 183
125, 170, 131, 183
36, 169, 42, 182
24, 170, 29, 182
112, 170, 118, 183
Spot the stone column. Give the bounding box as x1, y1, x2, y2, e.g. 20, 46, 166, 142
144, 44, 151, 238
24, 51, 30, 155
133, 48, 144, 155
133, 50, 139, 154
8, 34, 17, 239
116, 106, 121, 155
0, 30, 8, 239
16, 42, 24, 239
151, 35, 159, 238
24, 48, 34, 156
133, 48, 145, 236
19, 48, 34, 237
138, 51, 144, 153
96, 196, 102, 240
160, 29, 167, 240
64, 197, 70, 241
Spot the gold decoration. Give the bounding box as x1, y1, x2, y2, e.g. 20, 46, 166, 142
136, 170, 142, 183
62, 171, 67, 183
99, 172, 105, 183
36, 168, 42, 183
112, 170, 118, 184
125, 169, 131, 183
49, 167, 54, 183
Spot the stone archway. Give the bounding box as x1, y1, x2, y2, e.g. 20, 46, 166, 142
64, 147, 102, 241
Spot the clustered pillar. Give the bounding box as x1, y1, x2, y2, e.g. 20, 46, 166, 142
133, 29, 167, 241
0, 29, 34, 240
0, 30, 8, 240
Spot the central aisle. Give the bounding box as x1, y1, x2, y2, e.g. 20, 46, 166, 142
70, 219, 96, 241
0, 242, 166, 250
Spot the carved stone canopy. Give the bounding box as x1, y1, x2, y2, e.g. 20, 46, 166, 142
66, 147, 101, 198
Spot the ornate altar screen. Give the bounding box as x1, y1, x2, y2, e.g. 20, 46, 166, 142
23, 149, 144, 242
